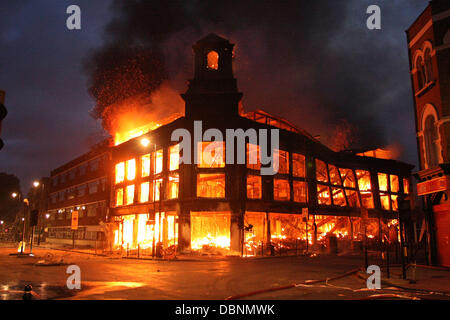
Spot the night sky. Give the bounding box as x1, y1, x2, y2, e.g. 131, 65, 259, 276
0, 0, 428, 192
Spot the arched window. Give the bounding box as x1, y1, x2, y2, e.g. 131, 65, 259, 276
415, 56, 426, 90
424, 48, 433, 84
207, 51, 219, 70
424, 114, 439, 168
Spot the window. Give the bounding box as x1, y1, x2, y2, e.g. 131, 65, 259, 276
416, 56, 426, 90
207, 51, 219, 70
390, 175, 399, 193
153, 178, 163, 201
115, 162, 125, 184
50, 193, 57, 204
247, 144, 261, 170
274, 179, 290, 201
88, 181, 99, 194
293, 181, 307, 203
378, 173, 388, 192
247, 175, 262, 199
125, 185, 135, 205
79, 163, 87, 176
332, 188, 346, 206
424, 48, 433, 84
197, 174, 225, 198
345, 189, 360, 207
77, 184, 86, 197
52, 176, 58, 186
169, 144, 180, 171
315, 159, 328, 183
168, 174, 179, 199
317, 184, 331, 205
328, 165, 341, 185
154, 149, 163, 174
275, 149, 289, 174
424, 115, 439, 168
356, 170, 374, 209
339, 168, 356, 188
126, 159, 136, 181
116, 188, 123, 206
139, 182, 150, 203
403, 178, 410, 194
58, 191, 65, 202
141, 154, 150, 177
292, 153, 305, 177
197, 142, 225, 168
69, 169, 76, 180
90, 158, 100, 172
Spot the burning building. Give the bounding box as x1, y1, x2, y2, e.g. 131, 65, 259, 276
108, 34, 414, 256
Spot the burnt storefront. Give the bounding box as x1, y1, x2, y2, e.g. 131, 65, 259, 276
109, 34, 414, 257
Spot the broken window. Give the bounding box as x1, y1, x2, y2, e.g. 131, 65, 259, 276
269, 213, 303, 252
391, 195, 398, 211
207, 51, 219, 70
317, 184, 331, 205
332, 187, 346, 206
356, 170, 374, 209
244, 212, 267, 256
141, 154, 150, 177
139, 182, 150, 203
315, 159, 329, 183
116, 188, 123, 206
328, 165, 341, 185
169, 144, 180, 171
274, 178, 290, 201
339, 168, 356, 188
292, 153, 305, 177
345, 189, 360, 207
125, 185, 135, 205
380, 193, 391, 210
190, 212, 230, 250
168, 174, 179, 199
247, 175, 262, 199
197, 141, 225, 168
197, 174, 225, 198
115, 162, 125, 184
293, 180, 307, 203
247, 143, 261, 170
154, 149, 163, 174
390, 175, 399, 193
275, 149, 289, 174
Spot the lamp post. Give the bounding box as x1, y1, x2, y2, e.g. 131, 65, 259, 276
11, 192, 28, 254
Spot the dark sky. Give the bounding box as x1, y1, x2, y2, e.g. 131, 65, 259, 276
0, 0, 428, 192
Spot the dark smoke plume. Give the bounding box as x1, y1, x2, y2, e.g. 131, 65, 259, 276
85, 0, 412, 151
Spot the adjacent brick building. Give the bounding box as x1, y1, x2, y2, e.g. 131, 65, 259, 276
407, 0, 450, 266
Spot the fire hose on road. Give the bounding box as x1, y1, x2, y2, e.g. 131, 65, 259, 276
225, 268, 361, 300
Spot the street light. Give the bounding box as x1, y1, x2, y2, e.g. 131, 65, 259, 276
140, 137, 150, 147
45, 214, 50, 219
33, 181, 40, 188
11, 192, 18, 199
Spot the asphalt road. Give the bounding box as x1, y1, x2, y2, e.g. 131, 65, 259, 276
0, 246, 448, 300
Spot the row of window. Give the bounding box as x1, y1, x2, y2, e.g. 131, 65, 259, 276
49, 177, 107, 203
52, 155, 106, 187
49, 203, 105, 220
315, 159, 409, 210
48, 227, 103, 241
115, 146, 178, 184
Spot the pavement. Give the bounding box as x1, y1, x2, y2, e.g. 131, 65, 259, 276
0, 242, 449, 300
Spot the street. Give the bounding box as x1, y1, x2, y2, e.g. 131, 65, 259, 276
0, 245, 449, 300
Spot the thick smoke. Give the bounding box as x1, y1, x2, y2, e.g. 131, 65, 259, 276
85, 0, 411, 151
